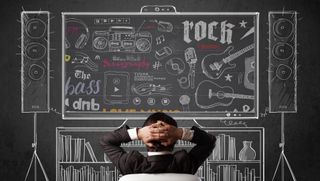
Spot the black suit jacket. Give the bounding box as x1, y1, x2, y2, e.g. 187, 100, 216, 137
100, 125, 216, 175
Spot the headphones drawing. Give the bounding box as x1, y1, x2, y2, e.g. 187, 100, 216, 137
65, 18, 90, 49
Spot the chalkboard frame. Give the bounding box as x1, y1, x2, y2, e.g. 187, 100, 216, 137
61, 12, 260, 120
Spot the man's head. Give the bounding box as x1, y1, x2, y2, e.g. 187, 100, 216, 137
143, 112, 177, 152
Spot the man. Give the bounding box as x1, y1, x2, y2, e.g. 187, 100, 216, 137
100, 112, 216, 175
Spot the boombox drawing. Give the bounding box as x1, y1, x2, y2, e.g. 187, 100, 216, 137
92, 26, 152, 53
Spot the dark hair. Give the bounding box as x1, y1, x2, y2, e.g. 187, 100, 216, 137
143, 112, 177, 152
143, 112, 177, 127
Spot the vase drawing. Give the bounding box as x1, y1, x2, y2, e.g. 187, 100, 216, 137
239, 141, 256, 161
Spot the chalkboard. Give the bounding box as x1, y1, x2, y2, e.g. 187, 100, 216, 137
62, 12, 259, 119
2, 0, 320, 180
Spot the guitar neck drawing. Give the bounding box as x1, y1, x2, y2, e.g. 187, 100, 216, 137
209, 89, 255, 100
202, 43, 255, 80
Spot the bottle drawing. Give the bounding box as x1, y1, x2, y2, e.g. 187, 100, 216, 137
239, 141, 256, 161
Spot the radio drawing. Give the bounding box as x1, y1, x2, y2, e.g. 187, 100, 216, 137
92, 26, 152, 53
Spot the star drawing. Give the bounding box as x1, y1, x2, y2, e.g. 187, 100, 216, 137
239, 20, 247, 28
225, 74, 233, 82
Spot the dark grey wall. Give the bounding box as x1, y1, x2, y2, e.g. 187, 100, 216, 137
0, 0, 319, 180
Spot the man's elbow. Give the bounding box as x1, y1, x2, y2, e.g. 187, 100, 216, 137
100, 132, 112, 146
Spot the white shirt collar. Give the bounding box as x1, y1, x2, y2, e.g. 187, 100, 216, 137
147, 151, 172, 156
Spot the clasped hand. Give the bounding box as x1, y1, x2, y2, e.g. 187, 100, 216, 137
137, 121, 182, 148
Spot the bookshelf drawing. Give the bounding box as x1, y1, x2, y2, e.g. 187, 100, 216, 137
205, 128, 264, 181
56, 127, 264, 181
56, 127, 120, 181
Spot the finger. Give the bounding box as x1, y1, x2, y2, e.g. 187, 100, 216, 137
161, 140, 173, 147
150, 133, 161, 140
158, 120, 167, 127
161, 140, 169, 146
160, 125, 169, 131
148, 126, 161, 132
159, 132, 170, 140
157, 121, 168, 126
146, 134, 160, 141
149, 122, 163, 129
150, 127, 168, 133
154, 121, 163, 126
145, 134, 158, 142
159, 132, 169, 138
146, 142, 154, 148
149, 127, 159, 133
148, 133, 167, 140
156, 122, 171, 130
151, 131, 169, 139
163, 142, 172, 147
150, 123, 160, 128
158, 125, 170, 131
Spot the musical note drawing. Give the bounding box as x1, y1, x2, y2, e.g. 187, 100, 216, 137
152, 61, 162, 70
71, 52, 98, 71
156, 35, 165, 45
155, 46, 172, 60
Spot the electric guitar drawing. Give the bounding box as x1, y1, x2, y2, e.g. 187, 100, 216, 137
201, 43, 255, 79
195, 80, 254, 109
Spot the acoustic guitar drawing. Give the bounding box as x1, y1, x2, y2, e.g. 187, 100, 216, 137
195, 80, 254, 109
